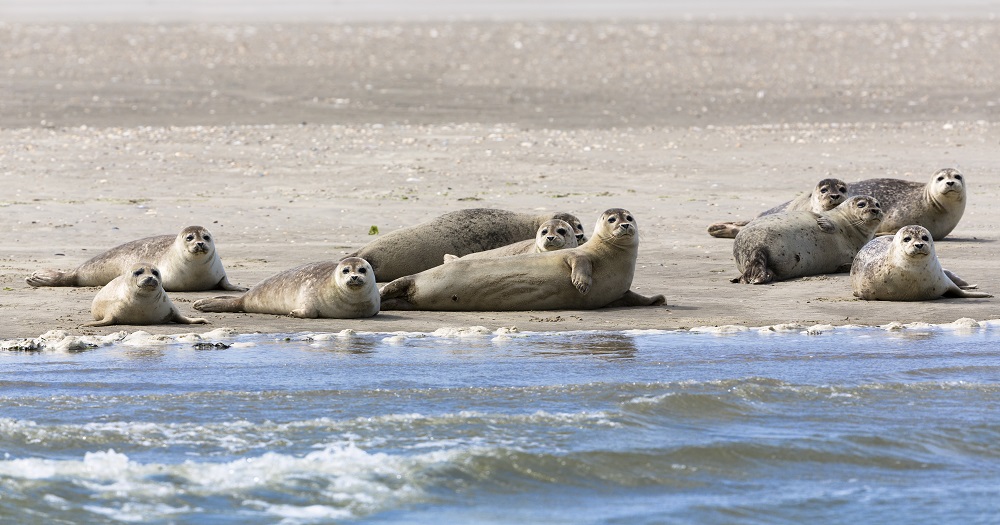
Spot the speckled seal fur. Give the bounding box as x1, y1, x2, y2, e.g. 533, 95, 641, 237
850, 224, 992, 301
732, 195, 884, 284
86, 263, 208, 327
708, 178, 849, 238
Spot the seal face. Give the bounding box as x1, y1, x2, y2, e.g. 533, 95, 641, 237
26, 225, 246, 292
850, 224, 992, 301
443, 218, 579, 263
732, 195, 884, 284
379, 209, 665, 311
847, 168, 966, 239
85, 263, 208, 326
348, 208, 587, 281
193, 257, 379, 319
708, 178, 849, 238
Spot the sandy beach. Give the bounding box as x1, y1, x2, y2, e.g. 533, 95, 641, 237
3, 13, 1000, 339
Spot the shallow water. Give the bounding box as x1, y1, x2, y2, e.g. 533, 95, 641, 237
2, 323, 999, 523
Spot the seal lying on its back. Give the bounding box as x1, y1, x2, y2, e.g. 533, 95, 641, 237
348, 209, 586, 281
193, 257, 379, 318
848, 168, 966, 239
850, 225, 991, 301
379, 208, 665, 311
85, 263, 208, 327
27, 226, 246, 292
708, 178, 848, 238
443, 218, 578, 263
732, 196, 884, 284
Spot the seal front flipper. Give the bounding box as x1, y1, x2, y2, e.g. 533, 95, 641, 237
568, 254, 593, 294
813, 213, 837, 233
707, 221, 747, 239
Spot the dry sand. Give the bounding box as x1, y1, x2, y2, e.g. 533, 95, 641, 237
3, 17, 1000, 339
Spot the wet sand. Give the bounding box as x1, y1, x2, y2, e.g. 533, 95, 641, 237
2, 16, 1000, 339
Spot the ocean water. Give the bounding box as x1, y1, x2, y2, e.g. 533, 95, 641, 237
2, 321, 1000, 524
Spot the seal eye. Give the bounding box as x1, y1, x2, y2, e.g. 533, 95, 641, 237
541, 229, 549, 235
937, 176, 945, 182
838, 186, 847, 193
626, 215, 634, 222
342, 267, 350, 274
922, 235, 930, 241
557, 228, 567, 235
358, 267, 367, 274
954, 175, 963, 180
820, 188, 828, 193
203, 235, 211, 242
903, 236, 912, 242
152, 269, 160, 276
186, 235, 195, 241
608, 217, 617, 223
857, 201, 866, 208
133, 269, 144, 276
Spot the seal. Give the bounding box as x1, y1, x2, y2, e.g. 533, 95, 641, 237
850, 224, 992, 301
442, 218, 579, 263
379, 208, 665, 311
847, 168, 966, 239
85, 263, 208, 327
26, 226, 246, 292
192, 257, 379, 318
732, 195, 884, 284
708, 178, 848, 238
348, 209, 587, 281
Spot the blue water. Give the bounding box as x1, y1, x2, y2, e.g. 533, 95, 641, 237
2, 325, 999, 523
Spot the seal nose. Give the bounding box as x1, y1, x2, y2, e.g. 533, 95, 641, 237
913, 242, 925, 249
946, 180, 955, 186
546, 235, 556, 242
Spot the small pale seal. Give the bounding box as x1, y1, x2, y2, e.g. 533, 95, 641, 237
443, 218, 579, 263
380, 209, 665, 311
850, 224, 992, 301
27, 226, 246, 292
732, 195, 884, 284
847, 168, 966, 239
708, 178, 849, 238
193, 257, 379, 318
85, 263, 208, 327
348, 209, 587, 281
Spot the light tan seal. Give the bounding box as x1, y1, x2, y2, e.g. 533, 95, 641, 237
348, 209, 587, 281
732, 196, 884, 284
85, 263, 208, 327
193, 257, 379, 318
443, 218, 579, 263
379, 208, 665, 311
850, 224, 992, 301
708, 178, 849, 238
27, 226, 246, 292
847, 168, 966, 239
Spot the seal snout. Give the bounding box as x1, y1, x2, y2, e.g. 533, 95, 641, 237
346, 274, 367, 287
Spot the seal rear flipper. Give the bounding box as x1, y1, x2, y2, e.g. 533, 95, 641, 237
217, 276, 249, 292
604, 290, 666, 307
83, 316, 116, 327
735, 247, 775, 284
26, 269, 78, 287
192, 296, 243, 313
707, 221, 746, 239
174, 313, 209, 324
943, 286, 993, 299
943, 269, 977, 289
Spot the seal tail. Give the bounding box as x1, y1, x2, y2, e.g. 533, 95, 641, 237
192, 296, 243, 313
733, 247, 775, 285
26, 269, 78, 287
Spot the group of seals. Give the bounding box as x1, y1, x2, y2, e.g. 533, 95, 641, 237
732, 196, 884, 284
850, 225, 992, 301
709, 168, 967, 241
380, 208, 665, 311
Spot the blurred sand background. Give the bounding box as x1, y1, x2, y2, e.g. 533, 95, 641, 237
2, 1, 1000, 338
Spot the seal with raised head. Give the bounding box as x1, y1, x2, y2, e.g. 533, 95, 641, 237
443, 218, 579, 263
850, 224, 992, 301
348, 208, 587, 281
847, 168, 966, 239
380, 209, 665, 311
732, 195, 884, 284
85, 263, 208, 327
26, 226, 246, 292
193, 257, 379, 318
708, 178, 849, 238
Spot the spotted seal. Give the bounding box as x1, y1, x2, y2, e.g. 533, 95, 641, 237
708, 178, 849, 238
443, 218, 579, 263
847, 168, 966, 239
85, 263, 208, 327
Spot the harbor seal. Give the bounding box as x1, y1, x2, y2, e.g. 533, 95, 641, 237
442, 218, 579, 263
847, 168, 966, 239
85, 263, 208, 327
380, 208, 665, 311
193, 257, 379, 318
850, 225, 992, 301
732, 195, 884, 284
348, 208, 587, 281
26, 226, 246, 292
708, 178, 849, 238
